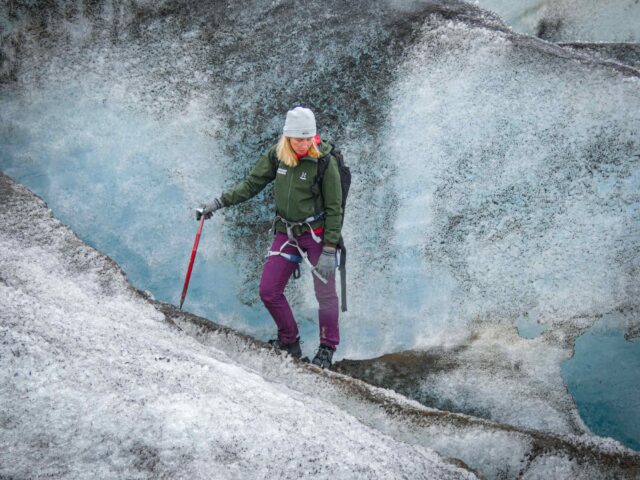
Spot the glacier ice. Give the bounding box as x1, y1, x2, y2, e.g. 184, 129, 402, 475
380, 20, 640, 346
1, 0, 639, 458
559, 43, 640, 72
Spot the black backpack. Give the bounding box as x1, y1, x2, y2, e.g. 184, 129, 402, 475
312, 144, 351, 312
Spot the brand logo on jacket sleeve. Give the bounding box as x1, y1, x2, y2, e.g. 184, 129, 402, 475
300, 172, 307, 181
277, 167, 287, 175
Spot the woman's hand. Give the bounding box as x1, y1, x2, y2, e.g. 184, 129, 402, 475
316, 246, 337, 279
195, 198, 223, 220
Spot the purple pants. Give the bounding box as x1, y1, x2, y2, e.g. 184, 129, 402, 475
259, 231, 340, 349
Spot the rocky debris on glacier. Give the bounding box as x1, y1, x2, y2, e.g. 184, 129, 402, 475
472, 1, 640, 72
559, 43, 640, 72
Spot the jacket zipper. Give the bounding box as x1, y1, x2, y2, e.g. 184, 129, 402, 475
284, 159, 316, 220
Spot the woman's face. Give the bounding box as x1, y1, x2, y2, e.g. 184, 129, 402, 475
289, 137, 314, 155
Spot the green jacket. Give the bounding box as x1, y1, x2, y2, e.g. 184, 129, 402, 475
220, 141, 343, 245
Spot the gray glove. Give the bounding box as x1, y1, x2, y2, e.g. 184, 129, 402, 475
196, 198, 223, 220
315, 246, 337, 280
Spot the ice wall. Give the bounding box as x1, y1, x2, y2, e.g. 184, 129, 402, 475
0, 0, 506, 356
473, 0, 640, 42
374, 19, 640, 351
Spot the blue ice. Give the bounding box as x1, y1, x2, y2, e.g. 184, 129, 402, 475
562, 316, 640, 451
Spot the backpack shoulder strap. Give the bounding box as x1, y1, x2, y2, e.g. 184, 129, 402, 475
312, 149, 333, 199
315, 144, 338, 185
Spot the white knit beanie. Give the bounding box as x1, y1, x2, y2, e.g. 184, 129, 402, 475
283, 107, 316, 138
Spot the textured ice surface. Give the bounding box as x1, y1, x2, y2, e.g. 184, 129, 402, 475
473, 0, 640, 42
516, 313, 548, 338
2, 0, 638, 356
2, 174, 639, 479
380, 21, 640, 350
1, 0, 639, 453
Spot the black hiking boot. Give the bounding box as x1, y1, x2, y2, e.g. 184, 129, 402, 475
312, 344, 334, 369
268, 337, 302, 359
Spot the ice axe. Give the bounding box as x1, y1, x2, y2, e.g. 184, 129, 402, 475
179, 213, 206, 311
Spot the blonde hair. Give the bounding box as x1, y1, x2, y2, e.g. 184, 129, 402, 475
276, 135, 321, 167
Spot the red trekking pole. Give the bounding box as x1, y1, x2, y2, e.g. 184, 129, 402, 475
179, 215, 206, 310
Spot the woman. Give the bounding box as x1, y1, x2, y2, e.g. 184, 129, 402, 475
196, 106, 342, 368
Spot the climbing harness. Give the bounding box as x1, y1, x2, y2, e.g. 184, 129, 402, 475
267, 212, 331, 284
